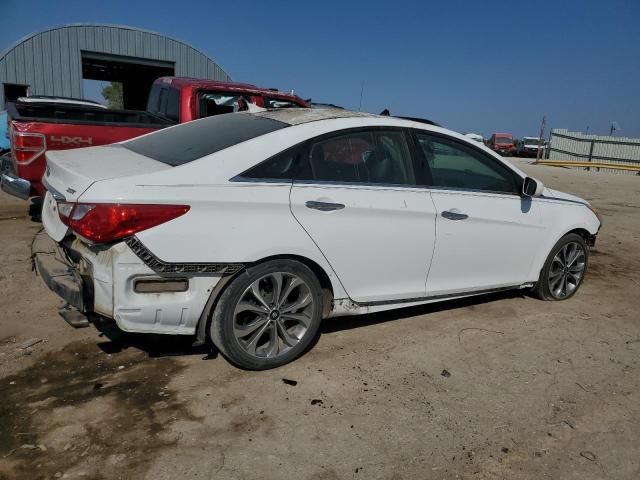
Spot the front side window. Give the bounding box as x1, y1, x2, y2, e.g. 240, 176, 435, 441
303, 130, 415, 185
416, 133, 518, 194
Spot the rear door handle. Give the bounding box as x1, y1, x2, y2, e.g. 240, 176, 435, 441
441, 210, 468, 220
305, 200, 345, 212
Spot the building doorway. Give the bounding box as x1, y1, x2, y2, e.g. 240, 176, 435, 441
81, 51, 174, 110
3, 83, 29, 103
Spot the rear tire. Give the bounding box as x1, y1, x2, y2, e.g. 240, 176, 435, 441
534, 233, 589, 301
209, 259, 323, 370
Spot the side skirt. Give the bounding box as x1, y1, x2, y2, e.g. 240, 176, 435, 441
329, 284, 533, 317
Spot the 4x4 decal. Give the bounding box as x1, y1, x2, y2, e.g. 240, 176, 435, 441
49, 136, 93, 147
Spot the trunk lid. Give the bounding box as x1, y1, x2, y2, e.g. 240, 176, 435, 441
43, 144, 171, 202
42, 144, 173, 242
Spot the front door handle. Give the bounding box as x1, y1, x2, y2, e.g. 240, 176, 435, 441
305, 200, 345, 212
441, 210, 468, 220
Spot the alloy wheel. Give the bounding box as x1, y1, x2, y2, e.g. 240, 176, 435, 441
548, 242, 586, 299
232, 272, 315, 359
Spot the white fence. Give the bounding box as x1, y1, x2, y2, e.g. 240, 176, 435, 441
549, 129, 640, 174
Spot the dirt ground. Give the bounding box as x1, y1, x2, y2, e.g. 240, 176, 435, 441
1, 161, 639, 480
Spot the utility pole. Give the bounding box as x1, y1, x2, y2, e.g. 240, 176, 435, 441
609, 122, 620, 136
358, 81, 365, 112
535, 115, 546, 163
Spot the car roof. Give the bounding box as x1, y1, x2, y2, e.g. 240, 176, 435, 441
252, 108, 385, 126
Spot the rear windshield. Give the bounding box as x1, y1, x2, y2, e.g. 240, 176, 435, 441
122, 113, 288, 166
199, 92, 250, 118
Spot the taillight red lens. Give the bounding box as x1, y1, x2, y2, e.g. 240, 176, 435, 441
12, 131, 46, 165
57, 202, 190, 244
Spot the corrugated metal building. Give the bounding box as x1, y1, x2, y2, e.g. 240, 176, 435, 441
0, 23, 231, 109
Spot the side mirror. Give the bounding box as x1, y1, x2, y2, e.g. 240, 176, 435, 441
522, 177, 544, 197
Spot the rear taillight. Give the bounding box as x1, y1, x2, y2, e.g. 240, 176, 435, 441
12, 130, 46, 165
57, 202, 190, 244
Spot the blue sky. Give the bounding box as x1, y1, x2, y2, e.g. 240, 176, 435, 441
1, 0, 638, 138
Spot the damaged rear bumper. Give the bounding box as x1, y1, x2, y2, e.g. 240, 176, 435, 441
32, 229, 222, 335
32, 229, 88, 311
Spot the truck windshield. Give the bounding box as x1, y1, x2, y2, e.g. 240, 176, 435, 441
495, 137, 512, 144
121, 113, 288, 166
524, 138, 539, 145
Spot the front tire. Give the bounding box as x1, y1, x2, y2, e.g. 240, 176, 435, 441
209, 259, 323, 370
534, 233, 589, 301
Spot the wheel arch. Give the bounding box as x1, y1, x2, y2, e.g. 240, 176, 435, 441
529, 225, 595, 282
194, 253, 338, 345
564, 227, 594, 245
246, 254, 336, 316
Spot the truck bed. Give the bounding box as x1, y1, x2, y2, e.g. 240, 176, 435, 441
6, 101, 174, 128
2, 101, 174, 198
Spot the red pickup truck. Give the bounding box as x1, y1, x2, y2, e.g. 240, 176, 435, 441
487, 133, 516, 156
1, 78, 307, 199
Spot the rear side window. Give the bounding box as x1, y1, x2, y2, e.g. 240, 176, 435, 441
147, 85, 179, 123
122, 114, 289, 166
146, 84, 161, 115
302, 130, 415, 185
165, 87, 180, 123
241, 148, 301, 180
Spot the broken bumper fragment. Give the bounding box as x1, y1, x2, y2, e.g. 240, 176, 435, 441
32, 229, 87, 311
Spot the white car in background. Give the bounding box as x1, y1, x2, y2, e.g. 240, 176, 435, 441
36, 109, 601, 369
517, 136, 547, 158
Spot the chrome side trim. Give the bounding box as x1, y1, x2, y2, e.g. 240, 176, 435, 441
125, 236, 244, 276
538, 195, 588, 207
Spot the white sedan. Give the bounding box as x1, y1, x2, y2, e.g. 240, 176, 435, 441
36, 109, 601, 369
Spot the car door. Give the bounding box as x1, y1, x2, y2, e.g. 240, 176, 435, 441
413, 131, 546, 296
289, 128, 437, 303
